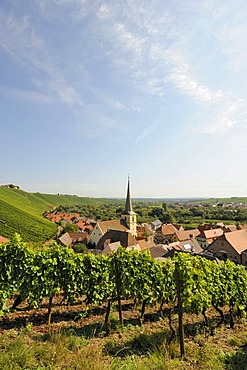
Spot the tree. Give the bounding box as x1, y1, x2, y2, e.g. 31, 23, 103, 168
63, 223, 79, 233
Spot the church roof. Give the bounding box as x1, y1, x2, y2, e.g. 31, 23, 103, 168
97, 219, 129, 234
97, 229, 137, 249
122, 177, 136, 215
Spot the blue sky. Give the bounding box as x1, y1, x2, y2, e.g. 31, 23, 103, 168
1, 0, 247, 198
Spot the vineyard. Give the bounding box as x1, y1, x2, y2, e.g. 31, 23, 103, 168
0, 187, 123, 241
1, 236, 247, 365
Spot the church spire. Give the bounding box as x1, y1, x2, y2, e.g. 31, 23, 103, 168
121, 175, 137, 236
124, 175, 133, 214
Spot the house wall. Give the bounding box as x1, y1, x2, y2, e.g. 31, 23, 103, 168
207, 238, 241, 264
241, 253, 247, 266
196, 237, 209, 250
89, 223, 103, 246
154, 231, 174, 244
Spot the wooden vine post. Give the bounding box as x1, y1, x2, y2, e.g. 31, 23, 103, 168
176, 262, 185, 359
47, 296, 53, 326
114, 253, 123, 328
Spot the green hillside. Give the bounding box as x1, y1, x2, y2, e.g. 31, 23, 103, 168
0, 188, 121, 242
0, 199, 56, 241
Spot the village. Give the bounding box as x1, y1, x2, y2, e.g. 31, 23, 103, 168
38, 179, 247, 267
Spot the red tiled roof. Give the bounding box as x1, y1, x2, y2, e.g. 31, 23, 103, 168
68, 232, 88, 243
175, 229, 200, 241
0, 236, 10, 243
202, 228, 223, 239
98, 219, 129, 234
224, 229, 247, 253
159, 223, 177, 236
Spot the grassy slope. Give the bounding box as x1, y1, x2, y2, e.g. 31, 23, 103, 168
1, 302, 247, 370
0, 188, 122, 241
0, 199, 57, 241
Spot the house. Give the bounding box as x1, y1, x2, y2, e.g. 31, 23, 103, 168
196, 228, 223, 250
154, 223, 179, 244
148, 245, 168, 259
0, 184, 19, 189
136, 223, 154, 243
174, 228, 200, 242
150, 219, 162, 231
58, 232, 88, 247
101, 241, 141, 256
75, 219, 94, 233
207, 229, 247, 265
68, 232, 88, 245
90, 219, 130, 247
58, 232, 73, 247
137, 239, 155, 250
101, 241, 122, 255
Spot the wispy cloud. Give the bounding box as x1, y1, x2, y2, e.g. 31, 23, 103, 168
34, 0, 90, 21
1, 0, 246, 139
168, 65, 223, 103
192, 97, 245, 134
136, 122, 158, 143
0, 86, 56, 104
0, 12, 82, 106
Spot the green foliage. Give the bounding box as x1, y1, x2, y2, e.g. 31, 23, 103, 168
0, 199, 57, 241
63, 223, 79, 233
1, 238, 247, 339
72, 243, 87, 253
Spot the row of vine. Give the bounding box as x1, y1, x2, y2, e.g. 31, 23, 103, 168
1, 235, 247, 357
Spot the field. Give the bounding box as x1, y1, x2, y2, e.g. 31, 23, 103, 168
1, 297, 247, 370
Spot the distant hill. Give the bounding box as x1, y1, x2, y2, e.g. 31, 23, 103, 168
204, 197, 247, 204
0, 188, 121, 242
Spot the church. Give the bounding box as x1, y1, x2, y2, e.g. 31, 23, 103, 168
89, 178, 155, 254
89, 177, 137, 250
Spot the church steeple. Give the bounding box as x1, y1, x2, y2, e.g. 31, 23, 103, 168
121, 176, 137, 236
124, 175, 133, 214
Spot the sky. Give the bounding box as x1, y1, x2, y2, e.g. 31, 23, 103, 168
0, 0, 247, 198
